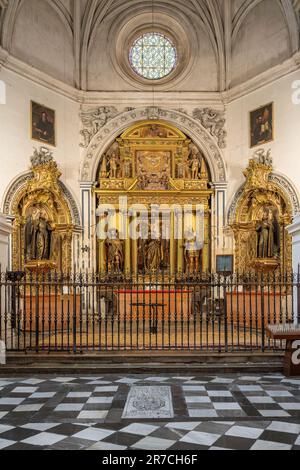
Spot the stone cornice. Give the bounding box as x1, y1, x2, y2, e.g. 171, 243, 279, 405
0, 46, 300, 106
225, 52, 300, 103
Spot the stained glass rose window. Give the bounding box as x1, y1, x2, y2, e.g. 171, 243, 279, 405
129, 32, 177, 80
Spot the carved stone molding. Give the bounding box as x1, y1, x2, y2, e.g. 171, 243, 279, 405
193, 108, 227, 149
80, 107, 227, 184
269, 173, 300, 216
80, 106, 135, 148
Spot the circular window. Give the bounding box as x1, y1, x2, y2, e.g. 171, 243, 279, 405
129, 32, 177, 80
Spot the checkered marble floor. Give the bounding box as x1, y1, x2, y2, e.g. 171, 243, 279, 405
0, 373, 299, 450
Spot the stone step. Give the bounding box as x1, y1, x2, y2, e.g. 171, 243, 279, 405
0, 351, 284, 375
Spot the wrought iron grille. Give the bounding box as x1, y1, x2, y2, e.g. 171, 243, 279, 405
0, 271, 298, 353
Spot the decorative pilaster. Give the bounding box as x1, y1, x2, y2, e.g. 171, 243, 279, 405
80, 182, 94, 271
287, 216, 300, 322
211, 183, 227, 269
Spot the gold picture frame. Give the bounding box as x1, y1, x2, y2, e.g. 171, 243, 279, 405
31, 101, 56, 147
250, 102, 274, 149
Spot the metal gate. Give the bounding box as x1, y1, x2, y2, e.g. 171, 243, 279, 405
0, 271, 298, 353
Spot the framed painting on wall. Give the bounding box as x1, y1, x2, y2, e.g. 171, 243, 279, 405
216, 255, 234, 274
31, 101, 56, 147
250, 102, 273, 148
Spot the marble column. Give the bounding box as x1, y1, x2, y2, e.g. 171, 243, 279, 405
287, 215, 300, 322
0, 214, 12, 355
211, 183, 227, 271
80, 182, 94, 272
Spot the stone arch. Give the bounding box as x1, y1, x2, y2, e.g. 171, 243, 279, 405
2, 171, 82, 228
80, 107, 227, 184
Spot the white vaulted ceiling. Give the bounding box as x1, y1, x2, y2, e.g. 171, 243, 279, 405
0, 0, 299, 92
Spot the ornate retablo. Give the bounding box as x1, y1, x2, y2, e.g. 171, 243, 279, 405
10, 147, 76, 273
95, 121, 212, 275
231, 150, 292, 275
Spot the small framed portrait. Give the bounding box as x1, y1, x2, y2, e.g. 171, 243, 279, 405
31, 101, 56, 146
216, 255, 234, 274
250, 102, 273, 148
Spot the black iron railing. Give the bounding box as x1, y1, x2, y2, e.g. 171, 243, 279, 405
0, 271, 299, 353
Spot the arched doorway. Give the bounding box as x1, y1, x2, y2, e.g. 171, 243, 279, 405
94, 121, 213, 275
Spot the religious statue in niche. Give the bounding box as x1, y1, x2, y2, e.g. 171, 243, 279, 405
256, 208, 280, 259
99, 143, 121, 179
108, 152, 119, 178
176, 159, 184, 179
122, 159, 132, 178
144, 236, 162, 271
184, 230, 202, 273
100, 154, 108, 178
187, 144, 202, 180
105, 229, 124, 272
24, 206, 54, 262
138, 222, 165, 272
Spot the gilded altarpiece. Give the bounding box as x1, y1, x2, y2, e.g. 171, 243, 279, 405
11, 151, 75, 273
95, 121, 213, 275
231, 156, 292, 274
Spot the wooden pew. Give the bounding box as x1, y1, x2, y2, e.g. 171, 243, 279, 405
266, 324, 300, 377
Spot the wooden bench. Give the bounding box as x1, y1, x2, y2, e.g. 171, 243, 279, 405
266, 324, 300, 377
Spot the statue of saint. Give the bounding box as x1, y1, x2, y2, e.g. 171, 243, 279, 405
144, 224, 162, 271
256, 209, 280, 259
24, 208, 53, 261
100, 154, 108, 178
176, 160, 184, 179
108, 152, 118, 178
144, 239, 162, 271
123, 159, 132, 178
105, 229, 124, 272
191, 155, 200, 180
184, 231, 202, 273
188, 145, 202, 180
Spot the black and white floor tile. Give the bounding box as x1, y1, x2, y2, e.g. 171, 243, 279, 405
0, 373, 299, 450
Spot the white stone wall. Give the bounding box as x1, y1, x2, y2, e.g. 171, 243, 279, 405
226, 69, 300, 210
0, 67, 81, 207
1, 0, 296, 92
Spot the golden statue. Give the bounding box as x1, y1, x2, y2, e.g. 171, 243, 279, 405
189, 145, 201, 180
144, 239, 162, 271
108, 152, 119, 178
231, 153, 292, 274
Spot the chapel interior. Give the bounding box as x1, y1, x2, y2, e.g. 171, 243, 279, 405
0, 0, 300, 353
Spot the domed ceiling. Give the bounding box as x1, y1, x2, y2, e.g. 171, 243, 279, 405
0, 0, 299, 92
